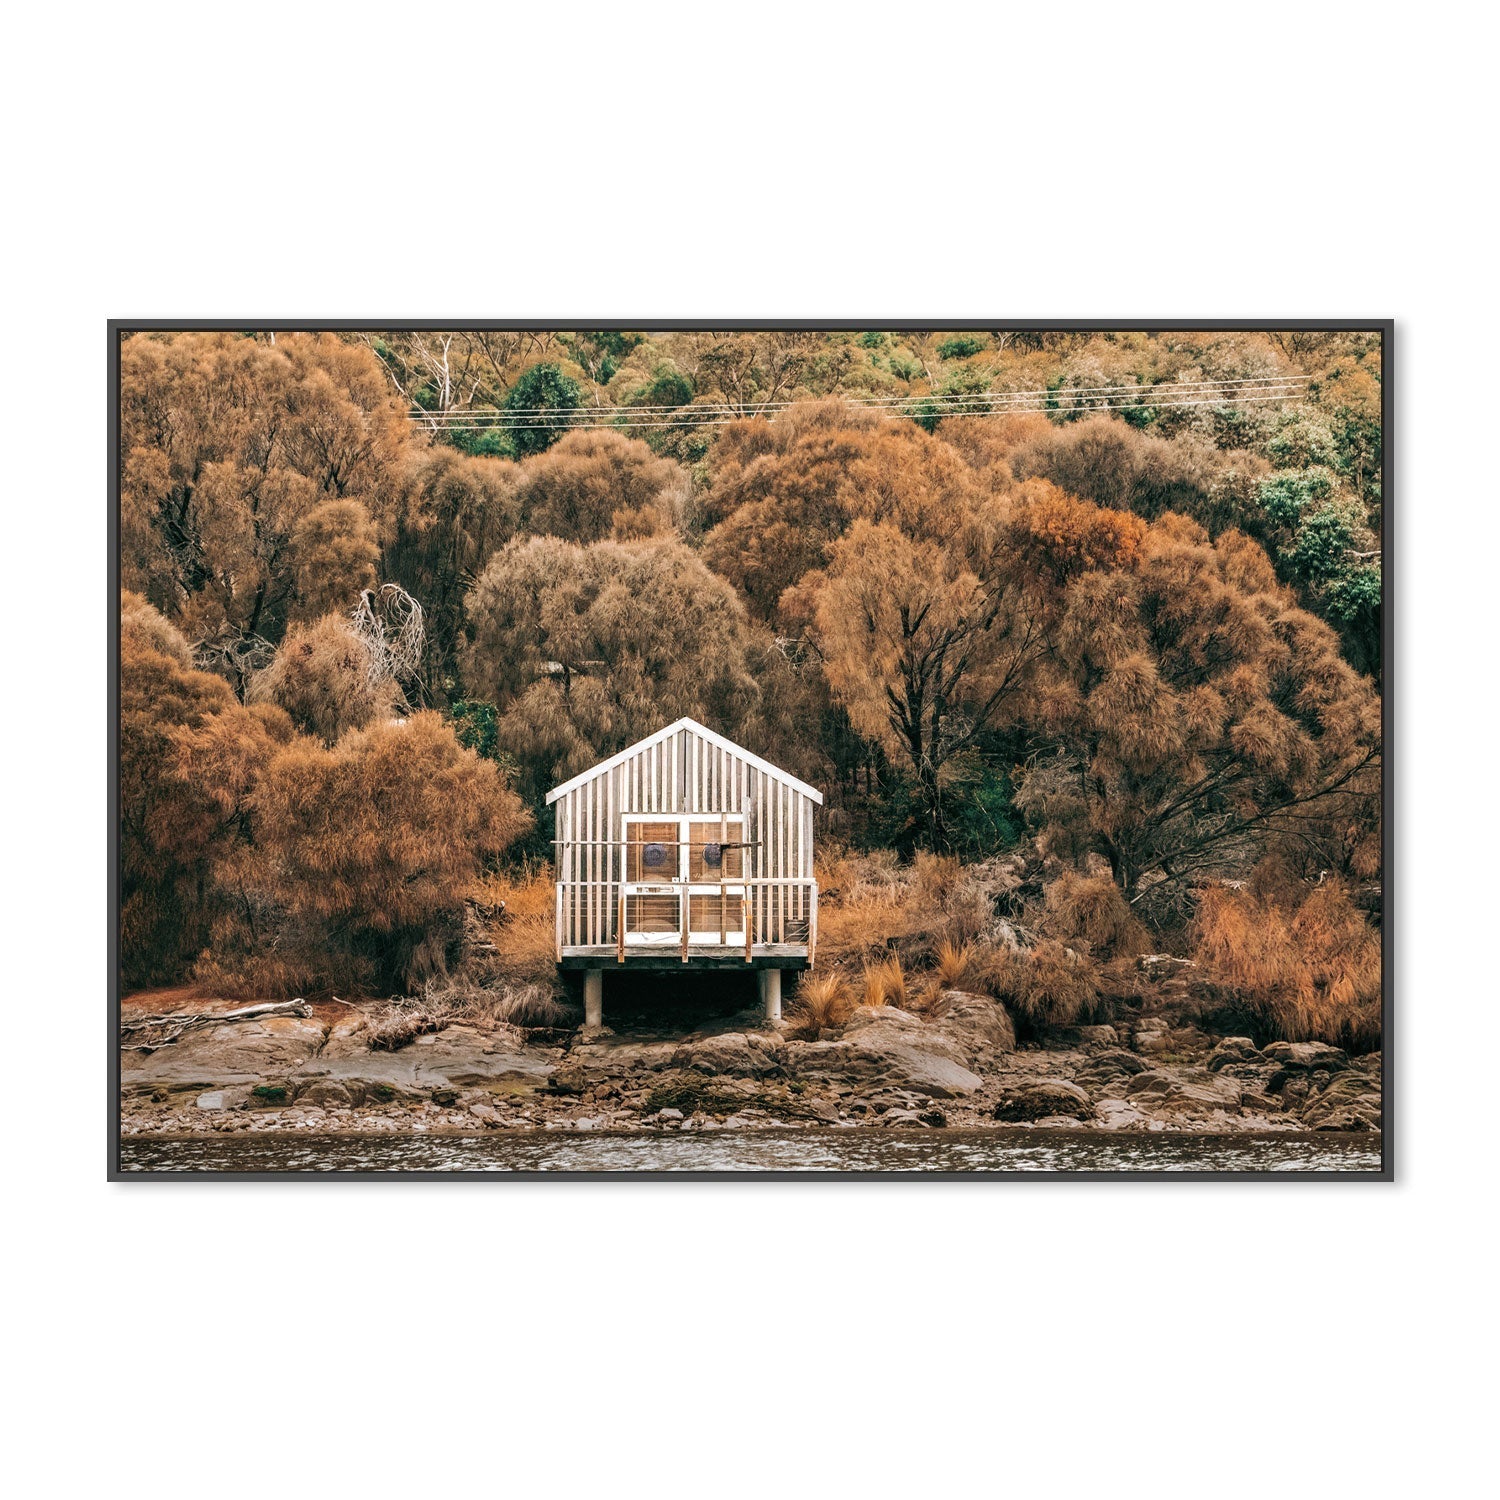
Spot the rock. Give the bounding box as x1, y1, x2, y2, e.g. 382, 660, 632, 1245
931, 990, 1016, 1063
1075, 1048, 1150, 1088
1262, 1041, 1349, 1073
919, 1109, 948, 1128
1206, 1037, 1262, 1072
1299, 1071, 1382, 1132
789, 1006, 984, 1098
1075, 1025, 1119, 1050
1095, 1098, 1151, 1130
468, 1102, 501, 1124
299, 1025, 554, 1103
1125, 1069, 1243, 1115
994, 1080, 1094, 1123
1132, 1022, 1170, 1054
881, 1108, 926, 1126
195, 1091, 227, 1111
656, 1107, 684, 1121
295, 1079, 353, 1108
121, 1012, 330, 1097
670, 1031, 785, 1078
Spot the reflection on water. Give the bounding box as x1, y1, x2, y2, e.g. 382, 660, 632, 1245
120, 1127, 1383, 1175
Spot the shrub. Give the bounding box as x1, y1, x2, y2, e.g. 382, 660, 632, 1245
786, 972, 855, 1039
937, 334, 988, 360
978, 939, 1101, 1036
1190, 880, 1380, 1050
934, 938, 977, 988
250, 713, 532, 990
861, 955, 907, 1009
248, 615, 399, 745
1039, 872, 1147, 958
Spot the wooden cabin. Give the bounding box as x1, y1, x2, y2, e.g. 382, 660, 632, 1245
546, 717, 822, 1029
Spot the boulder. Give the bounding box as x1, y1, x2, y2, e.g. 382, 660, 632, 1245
1206, 1037, 1262, 1072
297, 1025, 554, 1102
1299, 1071, 1382, 1132
295, 1079, 353, 1108
931, 990, 1017, 1064
993, 1080, 1094, 1123
881, 1108, 928, 1126
789, 1006, 984, 1098
1262, 1041, 1349, 1073
1125, 1069, 1243, 1116
1075, 1048, 1150, 1091
1075, 1025, 1120, 1050
121, 1013, 329, 1097
670, 1031, 786, 1078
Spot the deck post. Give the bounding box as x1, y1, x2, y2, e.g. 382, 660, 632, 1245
584, 969, 603, 1030
759, 967, 782, 1024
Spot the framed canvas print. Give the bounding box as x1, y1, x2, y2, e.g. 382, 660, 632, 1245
110, 322, 1389, 1178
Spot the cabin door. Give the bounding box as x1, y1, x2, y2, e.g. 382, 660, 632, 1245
621, 814, 746, 946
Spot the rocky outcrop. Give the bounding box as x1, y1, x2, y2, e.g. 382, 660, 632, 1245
122, 1012, 331, 1096
1206, 1036, 1262, 1072
929, 989, 1016, 1067
1125, 1069, 1244, 1117
670, 1031, 787, 1078
1262, 1041, 1350, 1074
1298, 1071, 1382, 1131
993, 1079, 1094, 1122
789, 1006, 984, 1097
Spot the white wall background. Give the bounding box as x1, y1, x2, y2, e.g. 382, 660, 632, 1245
2, 4, 1491, 1495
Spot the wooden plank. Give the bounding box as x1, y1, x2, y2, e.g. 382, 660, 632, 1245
809, 881, 818, 971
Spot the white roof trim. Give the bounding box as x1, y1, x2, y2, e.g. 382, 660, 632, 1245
544, 717, 824, 806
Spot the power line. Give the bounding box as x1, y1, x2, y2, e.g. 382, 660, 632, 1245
415, 390, 1312, 433
407, 373, 1311, 422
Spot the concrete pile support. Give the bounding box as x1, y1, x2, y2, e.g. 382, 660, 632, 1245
584, 970, 603, 1030
758, 968, 782, 1023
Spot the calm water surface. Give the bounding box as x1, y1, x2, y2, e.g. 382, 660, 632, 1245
121, 1127, 1382, 1174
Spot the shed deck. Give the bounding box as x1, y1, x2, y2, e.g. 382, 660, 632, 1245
558, 945, 810, 971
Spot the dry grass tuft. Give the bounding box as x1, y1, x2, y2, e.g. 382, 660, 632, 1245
786, 972, 855, 1039
1039, 871, 1147, 958
814, 848, 996, 970
977, 938, 1101, 1035
933, 937, 978, 989
861, 954, 907, 1009
1190, 879, 1380, 1050
470, 863, 560, 985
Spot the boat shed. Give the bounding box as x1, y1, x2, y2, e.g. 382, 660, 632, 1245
545, 717, 822, 1029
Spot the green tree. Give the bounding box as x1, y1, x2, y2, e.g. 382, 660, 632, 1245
503, 362, 581, 456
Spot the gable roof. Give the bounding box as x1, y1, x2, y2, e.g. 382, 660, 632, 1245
544, 717, 824, 806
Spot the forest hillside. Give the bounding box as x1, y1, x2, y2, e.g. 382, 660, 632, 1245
118, 328, 1382, 1049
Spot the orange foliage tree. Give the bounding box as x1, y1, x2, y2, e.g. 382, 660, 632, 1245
119, 594, 281, 986
120, 332, 412, 648
1016, 512, 1381, 910
249, 714, 532, 990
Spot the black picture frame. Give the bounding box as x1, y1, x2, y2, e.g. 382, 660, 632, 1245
108, 319, 1393, 1182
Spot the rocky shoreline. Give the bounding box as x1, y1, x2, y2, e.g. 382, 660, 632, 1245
120, 988, 1382, 1142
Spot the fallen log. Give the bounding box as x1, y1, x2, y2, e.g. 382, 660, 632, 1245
120, 997, 312, 1051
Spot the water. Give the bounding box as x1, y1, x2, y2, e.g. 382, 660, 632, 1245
119, 1127, 1383, 1175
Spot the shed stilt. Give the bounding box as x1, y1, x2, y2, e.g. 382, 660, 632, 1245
759, 968, 782, 1023
584, 970, 603, 1030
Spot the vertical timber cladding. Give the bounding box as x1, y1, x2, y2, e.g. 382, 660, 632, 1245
545, 717, 823, 955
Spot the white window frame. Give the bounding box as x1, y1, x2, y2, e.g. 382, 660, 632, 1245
620, 813, 747, 946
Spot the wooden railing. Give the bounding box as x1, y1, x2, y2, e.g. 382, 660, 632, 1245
555, 876, 817, 966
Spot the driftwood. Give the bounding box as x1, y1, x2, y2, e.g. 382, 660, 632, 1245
120, 998, 312, 1052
